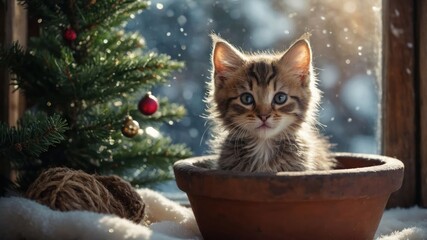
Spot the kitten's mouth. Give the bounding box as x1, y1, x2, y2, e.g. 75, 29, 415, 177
256, 123, 271, 129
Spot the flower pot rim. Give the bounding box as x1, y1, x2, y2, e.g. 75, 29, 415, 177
173, 152, 404, 201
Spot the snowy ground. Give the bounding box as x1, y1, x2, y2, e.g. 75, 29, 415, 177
0, 186, 426, 240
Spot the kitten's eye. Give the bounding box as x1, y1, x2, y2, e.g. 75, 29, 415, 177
240, 93, 255, 105
273, 92, 288, 105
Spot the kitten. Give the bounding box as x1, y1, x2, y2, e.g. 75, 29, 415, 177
207, 34, 336, 172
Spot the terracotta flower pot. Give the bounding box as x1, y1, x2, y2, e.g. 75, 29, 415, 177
173, 153, 404, 240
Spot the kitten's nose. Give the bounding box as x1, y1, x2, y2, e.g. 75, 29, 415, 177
258, 115, 271, 122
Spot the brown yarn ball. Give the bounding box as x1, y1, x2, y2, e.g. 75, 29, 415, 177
26, 167, 145, 223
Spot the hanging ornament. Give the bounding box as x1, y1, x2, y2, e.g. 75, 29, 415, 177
121, 115, 140, 138
64, 28, 77, 42
138, 92, 159, 116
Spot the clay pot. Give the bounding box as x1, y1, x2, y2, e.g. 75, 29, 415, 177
173, 153, 404, 240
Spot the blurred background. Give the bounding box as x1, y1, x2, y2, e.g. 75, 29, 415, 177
127, 0, 382, 156
126, 0, 382, 195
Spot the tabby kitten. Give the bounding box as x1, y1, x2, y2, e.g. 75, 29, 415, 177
207, 34, 336, 172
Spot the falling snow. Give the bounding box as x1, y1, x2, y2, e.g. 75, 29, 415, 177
127, 0, 382, 157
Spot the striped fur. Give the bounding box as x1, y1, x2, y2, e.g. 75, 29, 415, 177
207, 34, 336, 172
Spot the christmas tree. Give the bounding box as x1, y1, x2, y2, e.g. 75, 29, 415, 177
0, 0, 192, 193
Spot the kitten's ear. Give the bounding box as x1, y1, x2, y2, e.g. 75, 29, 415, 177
279, 37, 312, 86
211, 35, 244, 87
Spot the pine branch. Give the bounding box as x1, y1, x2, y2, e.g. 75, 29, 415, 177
101, 134, 191, 169
85, 30, 147, 57
76, 0, 149, 30
100, 134, 191, 185
0, 42, 70, 107
0, 113, 68, 192
18, 0, 149, 31
0, 113, 68, 163
73, 53, 183, 104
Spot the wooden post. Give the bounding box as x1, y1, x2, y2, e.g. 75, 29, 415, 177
418, 0, 427, 207
382, 0, 417, 207
1, 0, 27, 125
0, 0, 27, 183
1, 1, 8, 123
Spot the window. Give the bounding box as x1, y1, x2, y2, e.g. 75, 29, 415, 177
127, 0, 382, 155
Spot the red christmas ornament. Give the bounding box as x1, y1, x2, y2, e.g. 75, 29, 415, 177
138, 92, 159, 116
64, 28, 77, 42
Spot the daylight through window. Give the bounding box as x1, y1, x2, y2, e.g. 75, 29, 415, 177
127, 0, 382, 155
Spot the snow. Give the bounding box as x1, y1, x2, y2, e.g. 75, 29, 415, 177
1, 188, 426, 240
0, 188, 200, 240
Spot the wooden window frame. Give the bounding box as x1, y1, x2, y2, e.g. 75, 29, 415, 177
1, 0, 426, 207
419, 0, 427, 207
1, 0, 26, 125
382, 0, 425, 207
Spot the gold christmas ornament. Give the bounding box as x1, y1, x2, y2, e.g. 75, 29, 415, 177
121, 115, 140, 138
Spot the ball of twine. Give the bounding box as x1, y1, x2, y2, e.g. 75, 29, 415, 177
26, 167, 145, 223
